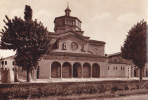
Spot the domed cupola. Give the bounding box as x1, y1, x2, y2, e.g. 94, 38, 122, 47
65, 4, 71, 16
54, 4, 82, 32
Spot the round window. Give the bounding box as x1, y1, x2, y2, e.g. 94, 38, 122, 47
71, 42, 78, 51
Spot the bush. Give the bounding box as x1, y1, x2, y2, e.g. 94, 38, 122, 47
97, 84, 106, 93
111, 86, 119, 94
124, 85, 129, 90
0, 80, 145, 99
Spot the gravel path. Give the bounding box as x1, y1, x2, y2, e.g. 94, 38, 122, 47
104, 94, 148, 100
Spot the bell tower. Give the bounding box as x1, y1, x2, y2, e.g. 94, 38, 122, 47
54, 3, 82, 33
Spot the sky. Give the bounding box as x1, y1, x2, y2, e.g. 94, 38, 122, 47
0, 0, 147, 58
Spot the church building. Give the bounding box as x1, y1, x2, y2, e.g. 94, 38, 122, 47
38, 5, 108, 79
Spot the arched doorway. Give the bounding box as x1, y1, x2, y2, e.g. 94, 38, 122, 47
62, 62, 72, 78
73, 63, 82, 78
51, 62, 61, 78
92, 63, 100, 78
83, 63, 91, 78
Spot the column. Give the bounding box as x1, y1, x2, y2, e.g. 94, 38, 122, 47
129, 68, 131, 78
81, 65, 83, 78
71, 66, 73, 78
61, 65, 62, 79
49, 64, 51, 79
91, 65, 92, 79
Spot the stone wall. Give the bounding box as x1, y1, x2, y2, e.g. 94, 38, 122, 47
38, 60, 51, 79
0, 68, 14, 83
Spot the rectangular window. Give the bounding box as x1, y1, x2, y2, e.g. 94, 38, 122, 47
69, 20, 71, 25
121, 67, 122, 70
68, 19, 69, 25
12, 61, 15, 65
72, 20, 75, 25
115, 59, 117, 62
5, 61, 7, 65
116, 67, 117, 70
108, 66, 109, 70
123, 67, 124, 70
1, 61, 4, 65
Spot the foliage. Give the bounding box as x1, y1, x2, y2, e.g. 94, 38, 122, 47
0, 5, 51, 82
121, 20, 147, 80
124, 85, 129, 90
0, 81, 143, 99
24, 5, 32, 21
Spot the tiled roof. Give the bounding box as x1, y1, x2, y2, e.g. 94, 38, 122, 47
108, 52, 122, 57
0, 55, 15, 60
89, 40, 106, 44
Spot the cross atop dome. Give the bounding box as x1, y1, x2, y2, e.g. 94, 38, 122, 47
65, 2, 71, 16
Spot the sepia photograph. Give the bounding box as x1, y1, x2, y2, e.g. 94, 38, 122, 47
0, 0, 148, 99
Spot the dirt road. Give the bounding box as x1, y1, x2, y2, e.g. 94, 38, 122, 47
104, 94, 148, 100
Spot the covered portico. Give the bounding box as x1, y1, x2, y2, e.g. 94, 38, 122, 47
38, 52, 108, 79
50, 61, 100, 79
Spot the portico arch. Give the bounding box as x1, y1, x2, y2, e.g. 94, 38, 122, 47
62, 62, 72, 78
83, 63, 91, 78
92, 63, 100, 78
73, 62, 82, 78
51, 61, 61, 78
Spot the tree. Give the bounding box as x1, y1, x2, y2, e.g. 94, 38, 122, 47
121, 20, 147, 81
0, 5, 52, 82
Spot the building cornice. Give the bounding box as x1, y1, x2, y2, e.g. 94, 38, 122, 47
47, 52, 108, 58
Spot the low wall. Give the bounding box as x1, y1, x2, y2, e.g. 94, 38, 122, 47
1, 68, 11, 83
0, 68, 18, 83
0, 80, 147, 99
